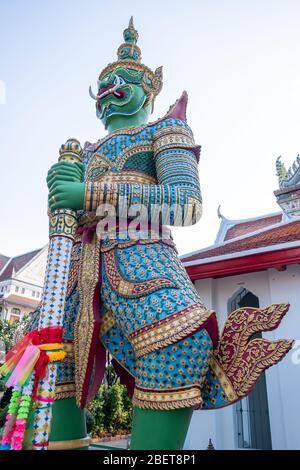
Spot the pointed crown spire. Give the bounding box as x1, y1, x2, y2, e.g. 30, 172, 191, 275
116, 16, 141, 62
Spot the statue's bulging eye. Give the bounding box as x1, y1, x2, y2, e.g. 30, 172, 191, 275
114, 75, 126, 86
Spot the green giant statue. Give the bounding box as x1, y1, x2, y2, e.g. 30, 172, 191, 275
0, 18, 294, 451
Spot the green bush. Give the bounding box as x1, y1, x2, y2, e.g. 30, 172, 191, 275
85, 409, 95, 434
0, 315, 32, 353
87, 383, 132, 438
0, 385, 12, 409
0, 405, 8, 428
0, 380, 6, 392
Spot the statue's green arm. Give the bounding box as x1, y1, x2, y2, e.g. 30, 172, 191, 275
47, 124, 202, 226
84, 147, 202, 226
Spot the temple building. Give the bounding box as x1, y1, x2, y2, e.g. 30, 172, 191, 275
0, 247, 47, 323
181, 155, 300, 450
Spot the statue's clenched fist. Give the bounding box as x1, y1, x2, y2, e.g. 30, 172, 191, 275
47, 161, 85, 211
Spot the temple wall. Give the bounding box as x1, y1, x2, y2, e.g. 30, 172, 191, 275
185, 264, 300, 450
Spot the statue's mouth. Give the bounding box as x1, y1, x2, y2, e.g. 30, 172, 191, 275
97, 85, 126, 113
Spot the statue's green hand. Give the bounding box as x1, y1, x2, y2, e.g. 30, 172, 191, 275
47, 162, 85, 211
47, 162, 84, 189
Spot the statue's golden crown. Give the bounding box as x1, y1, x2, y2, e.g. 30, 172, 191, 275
98, 17, 163, 100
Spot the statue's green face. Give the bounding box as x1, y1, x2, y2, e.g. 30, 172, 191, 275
96, 67, 148, 129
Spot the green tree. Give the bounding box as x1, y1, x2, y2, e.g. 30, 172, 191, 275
0, 315, 31, 353
87, 383, 133, 437
87, 357, 133, 438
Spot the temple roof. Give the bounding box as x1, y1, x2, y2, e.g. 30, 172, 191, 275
223, 214, 283, 241
214, 209, 284, 244
0, 249, 43, 282
181, 218, 300, 264
0, 254, 9, 272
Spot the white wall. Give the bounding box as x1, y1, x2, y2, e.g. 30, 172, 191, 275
185, 265, 300, 450
266, 264, 300, 449
16, 248, 47, 286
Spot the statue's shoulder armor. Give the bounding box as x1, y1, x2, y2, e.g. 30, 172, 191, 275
81, 146, 94, 170
150, 91, 201, 162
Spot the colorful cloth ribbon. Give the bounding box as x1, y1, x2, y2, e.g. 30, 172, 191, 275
0, 327, 64, 388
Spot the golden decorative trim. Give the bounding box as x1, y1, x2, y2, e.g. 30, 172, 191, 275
153, 125, 194, 140
84, 100, 190, 154
133, 386, 202, 410
129, 304, 213, 357
49, 436, 91, 450
117, 43, 142, 57
215, 303, 294, 399
49, 209, 78, 240
104, 249, 176, 298
77, 213, 99, 227
100, 237, 174, 253
185, 196, 202, 224
210, 356, 237, 402
63, 342, 74, 355
115, 143, 153, 170
153, 133, 195, 155
100, 171, 157, 185
55, 383, 76, 400
85, 153, 113, 182
99, 60, 156, 82
74, 234, 100, 407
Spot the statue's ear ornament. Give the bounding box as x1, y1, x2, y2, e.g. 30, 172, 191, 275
153, 66, 163, 96
142, 66, 163, 108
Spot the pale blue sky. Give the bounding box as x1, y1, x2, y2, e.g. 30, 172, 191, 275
1, 0, 300, 257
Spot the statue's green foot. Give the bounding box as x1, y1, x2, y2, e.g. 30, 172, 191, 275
49, 397, 90, 450
130, 406, 193, 450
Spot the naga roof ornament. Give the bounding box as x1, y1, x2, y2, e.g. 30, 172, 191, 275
276, 154, 300, 188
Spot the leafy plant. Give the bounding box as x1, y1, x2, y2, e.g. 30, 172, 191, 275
0, 405, 8, 428
85, 409, 95, 434
0, 315, 32, 353
87, 383, 132, 438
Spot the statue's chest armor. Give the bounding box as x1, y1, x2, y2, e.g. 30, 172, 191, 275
85, 128, 157, 185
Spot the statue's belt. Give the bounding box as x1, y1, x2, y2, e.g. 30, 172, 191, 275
76, 218, 173, 241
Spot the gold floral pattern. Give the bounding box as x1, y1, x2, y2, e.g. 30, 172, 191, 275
133, 385, 202, 410
213, 303, 294, 400
100, 310, 116, 336
55, 383, 76, 400
153, 126, 196, 154
104, 249, 177, 298
129, 304, 214, 357
66, 239, 82, 299
74, 234, 101, 407
49, 208, 78, 240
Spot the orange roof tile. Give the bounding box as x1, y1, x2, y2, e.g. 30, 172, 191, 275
182, 220, 300, 263
224, 214, 282, 241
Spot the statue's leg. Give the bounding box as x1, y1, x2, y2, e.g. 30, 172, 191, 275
130, 407, 193, 450
22, 302, 89, 450
48, 260, 90, 450
49, 398, 88, 450
101, 241, 214, 450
